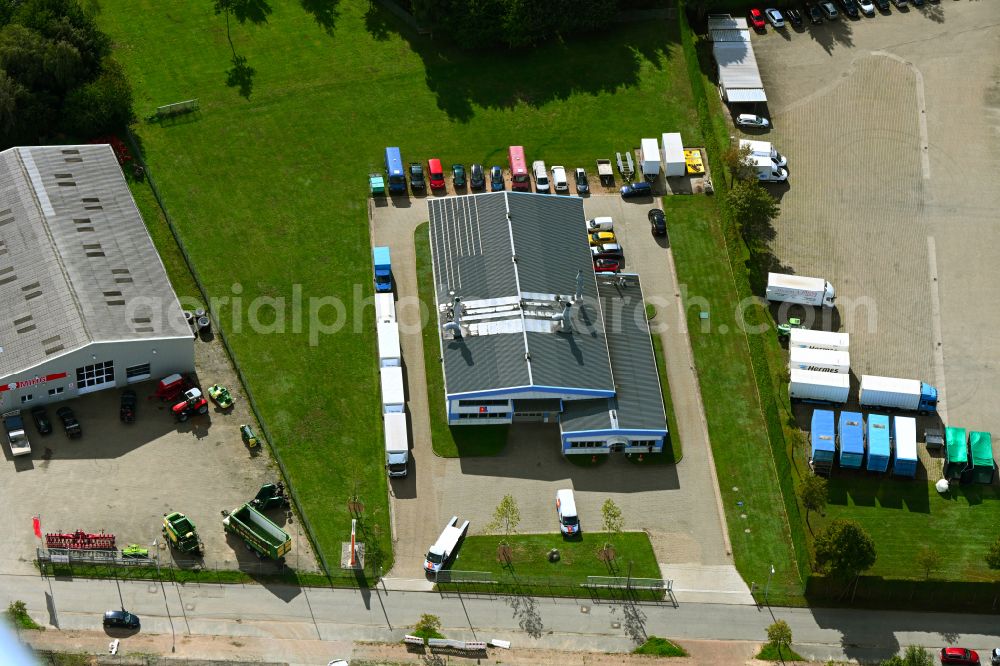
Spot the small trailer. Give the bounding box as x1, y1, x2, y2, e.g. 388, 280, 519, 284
596, 159, 614, 186
223, 502, 292, 561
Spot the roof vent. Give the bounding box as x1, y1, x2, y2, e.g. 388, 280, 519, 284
574, 270, 584, 303
112, 268, 133, 284
14, 314, 35, 334
0, 240, 7, 256
104, 289, 125, 306
42, 335, 64, 355
0, 209, 13, 226
82, 242, 105, 257
0, 265, 16, 286
21, 281, 42, 301
74, 218, 94, 232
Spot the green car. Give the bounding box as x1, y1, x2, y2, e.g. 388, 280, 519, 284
452, 164, 466, 188
207, 384, 234, 409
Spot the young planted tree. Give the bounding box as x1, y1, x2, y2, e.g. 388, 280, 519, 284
600, 498, 624, 561
411, 613, 444, 642
765, 619, 793, 661
813, 519, 877, 594
881, 646, 934, 666
721, 141, 756, 184
487, 494, 521, 563
799, 474, 828, 532
915, 547, 942, 580
986, 535, 1000, 570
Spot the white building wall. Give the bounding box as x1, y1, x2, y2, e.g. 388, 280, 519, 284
0, 336, 194, 410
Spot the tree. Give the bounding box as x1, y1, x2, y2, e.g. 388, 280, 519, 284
486, 494, 521, 545
721, 141, 755, 184
799, 474, 828, 532
726, 179, 780, 247
813, 519, 877, 582
600, 498, 624, 556
986, 535, 1000, 569
766, 620, 792, 660
411, 613, 444, 642
881, 646, 934, 666
915, 547, 942, 580
61, 57, 135, 138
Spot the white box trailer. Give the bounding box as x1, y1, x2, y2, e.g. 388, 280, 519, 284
661, 132, 685, 177
789, 348, 850, 374
380, 366, 405, 413
789, 369, 850, 403
789, 328, 850, 352
640, 137, 660, 178
384, 412, 409, 478
766, 273, 836, 307
377, 321, 401, 368
375, 293, 396, 324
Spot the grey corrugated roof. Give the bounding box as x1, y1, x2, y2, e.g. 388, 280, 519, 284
707, 15, 749, 31
561, 274, 666, 434
0, 145, 190, 377
428, 192, 614, 396
713, 38, 766, 97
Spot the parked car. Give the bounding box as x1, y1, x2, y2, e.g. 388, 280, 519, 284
805, 2, 824, 23
589, 231, 617, 247
736, 114, 770, 129
939, 648, 980, 666
551, 165, 568, 193
56, 406, 81, 439
451, 164, 466, 188
820, 1, 839, 18
764, 8, 785, 27
856, 0, 876, 15
574, 168, 589, 194
489, 165, 504, 191
469, 163, 485, 190
592, 243, 623, 258
593, 257, 621, 273
427, 159, 445, 190
910, 0, 924, 5
30, 406, 52, 435
648, 208, 667, 236
104, 609, 140, 630
619, 181, 652, 199
748, 7, 766, 30
837, 0, 859, 18
120, 389, 137, 423
785, 8, 803, 26
409, 163, 425, 192
532, 160, 550, 193
890, 0, 907, 7
873, 0, 890, 11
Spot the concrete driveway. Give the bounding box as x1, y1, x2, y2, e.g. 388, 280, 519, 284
749, 5, 1000, 453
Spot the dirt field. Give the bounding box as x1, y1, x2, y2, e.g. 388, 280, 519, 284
0, 333, 319, 575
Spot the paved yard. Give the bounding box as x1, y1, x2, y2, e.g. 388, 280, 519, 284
749, 5, 1000, 467
0, 336, 318, 575
371, 191, 749, 603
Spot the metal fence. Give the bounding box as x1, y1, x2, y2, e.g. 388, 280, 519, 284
123, 131, 334, 580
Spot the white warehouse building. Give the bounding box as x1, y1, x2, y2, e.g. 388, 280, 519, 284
0, 145, 194, 411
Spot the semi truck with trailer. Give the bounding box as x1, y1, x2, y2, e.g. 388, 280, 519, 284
380, 366, 405, 413
789, 369, 850, 403
373, 246, 393, 293
384, 412, 409, 478
789, 347, 850, 374
766, 273, 836, 307
859, 375, 938, 414
789, 328, 849, 352
375, 293, 396, 324
424, 516, 470, 573
377, 321, 401, 368
222, 503, 292, 561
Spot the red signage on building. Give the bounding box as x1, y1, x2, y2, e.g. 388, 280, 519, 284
0, 372, 67, 392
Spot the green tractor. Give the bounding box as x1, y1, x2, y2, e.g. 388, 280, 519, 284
162, 512, 204, 555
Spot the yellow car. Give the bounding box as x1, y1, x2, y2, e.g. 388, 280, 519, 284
589, 231, 617, 247
684, 149, 705, 175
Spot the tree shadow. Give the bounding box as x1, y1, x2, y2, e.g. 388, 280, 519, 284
226, 54, 256, 99
223, 0, 273, 24
364, 3, 680, 122
504, 590, 544, 638
300, 0, 340, 35
915, 3, 945, 23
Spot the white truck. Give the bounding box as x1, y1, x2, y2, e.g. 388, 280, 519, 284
751, 154, 788, 182
789, 348, 850, 374
640, 138, 660, 179
2, 411, 31, 457
424, 515, 470, 573
859, 375, 939, 414
375, 293, 396, 324
380, 366, 405, 413
384, 412, 409, 478
377, 321, 401, 368
739, 138, 787, 167
789, 369, 850, 403
766, 273, 836, 308
661, 132, 685, 177
789, 328, 849, 352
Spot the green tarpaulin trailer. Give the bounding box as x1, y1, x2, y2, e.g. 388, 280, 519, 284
970, 431, 995, 485
943, 427, 968, 480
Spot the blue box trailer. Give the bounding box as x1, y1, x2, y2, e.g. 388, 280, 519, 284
838, 411, 865, 469
810, 409, 836, 476
373, 246, 392, 293
385, 147, 406, 194
866, 414, 891, 473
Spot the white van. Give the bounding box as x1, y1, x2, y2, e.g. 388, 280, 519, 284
551, 165, 568, 193
555, 489, 580, 536
587, 216, 613, 232
532, 160, 550, 193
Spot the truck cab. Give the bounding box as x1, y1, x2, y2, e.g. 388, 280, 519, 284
373, 246, 393, 293
918, 382, 938, 413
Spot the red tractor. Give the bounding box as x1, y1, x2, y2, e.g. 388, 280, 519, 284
154, 373, 196, 402
172, 388, 209, 421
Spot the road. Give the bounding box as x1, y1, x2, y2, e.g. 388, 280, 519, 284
6, 573, 1000, 664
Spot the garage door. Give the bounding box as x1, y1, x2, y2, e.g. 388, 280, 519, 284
75, 360, 115, 394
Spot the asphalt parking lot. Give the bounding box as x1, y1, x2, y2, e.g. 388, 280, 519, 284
748, 4, 1000, 470
0, 336, 318, 575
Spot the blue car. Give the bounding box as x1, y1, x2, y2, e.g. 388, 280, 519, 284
489, 165, 504, 191
620, 181, 652, 199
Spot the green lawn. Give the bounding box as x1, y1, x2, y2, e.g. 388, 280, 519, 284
634, 637, 688, 657
95, 0, 700, 573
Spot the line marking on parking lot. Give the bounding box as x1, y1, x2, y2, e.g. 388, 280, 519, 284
926, 236, 948, 424
874, 51, 930, 180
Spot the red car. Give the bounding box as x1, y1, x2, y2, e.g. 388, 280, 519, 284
940, 648, 980, 665
427, 158, 446, 190
748, 7, 766, 30
594, 258, 620, 274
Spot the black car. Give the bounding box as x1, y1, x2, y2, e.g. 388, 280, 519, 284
451, 164, 466, 188
469, 163, 485, 190
785, 8, 803, 27
620, 181, 652, 199
30, 406, 52, 435
805, 3, 824, 22
104, 609, 140, 630
838, 0, 860, 18
56, 406, 81, 439
648, 208, 667, 236
489, 165, 504, 191
873, 0, 890, 11
408, 163, 425, 192
574, 168, 589, 194
819, 1, 839, 19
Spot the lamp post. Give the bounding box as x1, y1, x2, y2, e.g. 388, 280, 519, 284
764, 564, 775, 605
152, 539, 176, 653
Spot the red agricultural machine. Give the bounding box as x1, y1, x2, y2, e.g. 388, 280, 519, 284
45, 530, 116, 550
153, 373, 196, 402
